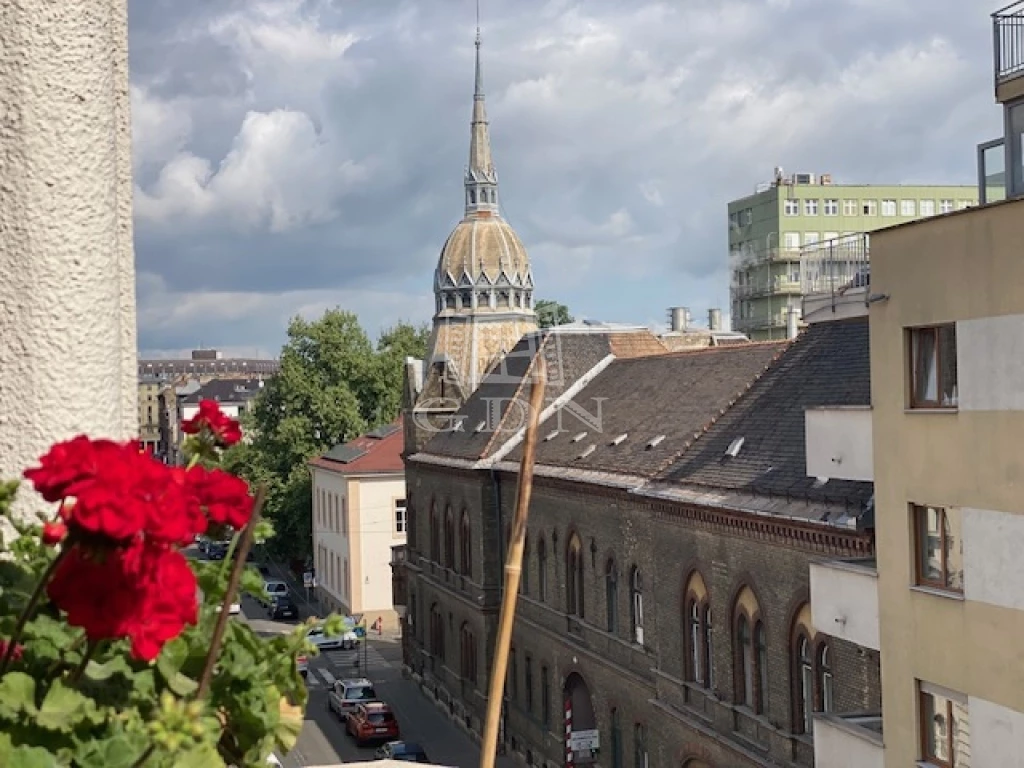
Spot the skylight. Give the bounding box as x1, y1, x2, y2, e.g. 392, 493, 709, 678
725, 436, 745, 458
544, 429, 561, 442
646, 435, 666, 450
577, 445, 596, 460
610, 433, 628, 446
474, 420, 487, 434
571, 432, 588, 443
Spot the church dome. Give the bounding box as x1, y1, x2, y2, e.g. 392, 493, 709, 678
437, 215, 532, 287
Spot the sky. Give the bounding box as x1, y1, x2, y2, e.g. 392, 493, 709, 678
131, 0, 1001, 358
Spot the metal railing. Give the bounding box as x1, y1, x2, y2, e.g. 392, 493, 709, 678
732, 276, 804, 299
994, 1, 1024, 83
800, 234, 870, 297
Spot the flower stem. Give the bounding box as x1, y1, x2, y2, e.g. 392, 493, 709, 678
195, 485, 265, 699
67, 640, 100, 684
0, 544, 70, 675
129, 744, 155, 768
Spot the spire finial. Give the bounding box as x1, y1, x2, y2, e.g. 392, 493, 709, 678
473, 0, 483, 99
465, 0, 498, 217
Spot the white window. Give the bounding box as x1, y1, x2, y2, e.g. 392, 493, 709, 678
940, 199, 954, 213
803, 199, 818, 216
394, 498, 407, 534
862, 200, 877, 216
783, 232, 801, 250
842, 199, 858, 216
803, 232, 820, 245
881, 199, 897, 216
784, 199, 799, 216
823, 199, 838, 216
957, 200, 973, 210
919, 199, 935, 216
919, 682, 970, 768
900, 199, 916, 216
823, 231, 839, 243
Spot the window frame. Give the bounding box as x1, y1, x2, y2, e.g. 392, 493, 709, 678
920, 199, 936, 216
823, 198, 839, 216
862, 199, 878, 216
908, 324, 958, 410
443, 507, 455, 569
842, 199, 858, 216
605, 558, 618, 633
912, 503, 963, 594
459, 509, 472, 577
919, 683, 968, 767
900, 199, 917, 216
803, 199, 819, 216
881, 198, 897, 216
784, 199, 799, 216
566, 533, 585, 618
394, 498, 407, 535
630, 567, 644, 646
537, 537, 548, 602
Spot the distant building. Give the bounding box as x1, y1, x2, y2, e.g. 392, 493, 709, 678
178, 378, 264, 423
659, 306, 749, 350
137, 375, 163, 452
310, 421, 406, 630
728, 172, 978, 340
137, 348, 279, 381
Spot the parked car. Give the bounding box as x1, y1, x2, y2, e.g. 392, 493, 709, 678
296, 653, 308, 678
326, 678, 376, 719
307, 625, 357, 651
268, 594, 298, 620
345, 701, 399, 747
206, 541, 228, 560
374, 741, 431, 763
259, 580, 288, 607
196, 588, 240, 616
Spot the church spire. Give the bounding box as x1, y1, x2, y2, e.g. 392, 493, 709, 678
465, 4, 499, 218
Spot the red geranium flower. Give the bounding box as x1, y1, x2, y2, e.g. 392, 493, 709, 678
0, 639, 24, 662
41, 521, 67, 547
181, 400, 243, 447
23, 436, 126, 504
185, 466, 254, 530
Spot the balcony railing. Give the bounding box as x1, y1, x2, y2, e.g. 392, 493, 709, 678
799, 234, 869, 298
732, 275, 803, 299
994, 1, 1024, 84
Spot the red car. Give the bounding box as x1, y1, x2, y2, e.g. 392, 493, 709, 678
346, 701, 400, 747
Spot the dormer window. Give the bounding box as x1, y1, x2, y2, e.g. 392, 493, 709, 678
646, 435, 666, 450
571, 432, 588, 443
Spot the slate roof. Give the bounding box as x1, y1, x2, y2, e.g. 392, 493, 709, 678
309, 417, 405, 475
504, 343, 786, 476
656, 317, 872, 507
181, 378, 264, 404
419, 328, 669, 460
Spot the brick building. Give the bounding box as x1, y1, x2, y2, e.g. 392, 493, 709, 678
402, 317, 880, 767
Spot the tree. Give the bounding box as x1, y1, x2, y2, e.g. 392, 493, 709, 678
227, 310, 430, 564
535, 299, 573, 328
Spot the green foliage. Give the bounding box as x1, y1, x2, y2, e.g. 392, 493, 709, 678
535, 299, 573, 328
227, 310, 428, 561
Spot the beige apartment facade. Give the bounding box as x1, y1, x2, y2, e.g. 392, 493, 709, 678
310, 422, 406, 631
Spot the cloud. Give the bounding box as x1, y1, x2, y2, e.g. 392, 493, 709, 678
129, 0, 999, 355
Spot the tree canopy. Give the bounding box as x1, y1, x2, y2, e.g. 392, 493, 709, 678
225, 310, 430, 564
535, 299, 573, 328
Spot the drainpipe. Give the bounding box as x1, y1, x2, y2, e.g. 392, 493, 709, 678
786, 307, 799, 340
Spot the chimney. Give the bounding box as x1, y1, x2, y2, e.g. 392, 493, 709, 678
668, 307, 690, 333
708, 308, 722, 332
786, 307, 800, 340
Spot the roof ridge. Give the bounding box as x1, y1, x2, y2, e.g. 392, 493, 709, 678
478, 332, 550, 458
648, 341, 793, 478
639, 339, 789, 361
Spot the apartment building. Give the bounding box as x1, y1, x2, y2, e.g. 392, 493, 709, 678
310, 420, 406, 630
728, 174, 977, 340
138, 375, 162, 452
809, 5, 1024, 766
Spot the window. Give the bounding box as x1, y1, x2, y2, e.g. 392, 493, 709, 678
634, 724, 648, 768
740, 208, 752, 226
881, 199, 897, 216
688, 601, 703, 683
737, 615, 754, 708
429, 603, 445, 661
683, 571, 711, 687
920, 683, 970, 767
459, 510, 472, 577
819, 645, 833, 713
567, 534, 584, 618
756, 623, 769, 714
909, 325, 958, 408
509, 647, 518, 701
920, 199, 936, 216
460, 623, 477, 683
842, 199, 858, 216
429, 504, 440, 562
733, 586, 765, 714
798, 636, 813, 733
704, 607, 715, 690
443, 507, 455, 568
394, 499, 407, 534
342, 496, 348, 535
803, 232, 820, 246
803, 199, 818, 216
782, 232, 801, 250
630, 567, 644, 645
537, 538, 548, 601
521, 535, 530, 594
823, 198, 838, 216
957, 200, 972, 210
862, 199, 877, 216
901, 199, 917, 216
913, 504, 963, 593
343, 558, 350, 598
940, 199, 954, 213
541, 665, 550, 728
610, 708, 623, 768
729, 211, 739, 227
823, 231, 838, 243
525, 655, 533, 712
784, 199, 799, 216
605, 558, 618, 633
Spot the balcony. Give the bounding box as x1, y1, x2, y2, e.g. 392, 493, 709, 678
805, 406, 873, 482
732, 275, 803, 299
809, 558, 879, 651
812, 712, 883, 768
799, 234, 870, 321
994, 1, 1024, 103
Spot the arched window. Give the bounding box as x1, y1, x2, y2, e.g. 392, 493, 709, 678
605, 558, 618, 633
818, 643, 834, 713
704, 606, 715, 690
521, 534, 530, 595
756, 622, 769, 713
459, 510, 472, 577
689, 602, 703, 682
429, 603, 445, 662
460, 622, 477, 683
429, 503, 440, 563
537, 537, 548, 601
610, 708, 623, 768
443, 507, 455, 569
798, 636, 814, 733
683, 571, 711, 686
633, 723, 648, 768
567, 533, 584, 618
733, 586, 766, 714
630, 567, 644, 645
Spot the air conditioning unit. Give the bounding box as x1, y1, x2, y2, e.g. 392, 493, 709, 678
820, 173, 833, 185
794, 173, 815, 185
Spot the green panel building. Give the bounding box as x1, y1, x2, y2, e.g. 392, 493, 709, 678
727, 170, 977, 340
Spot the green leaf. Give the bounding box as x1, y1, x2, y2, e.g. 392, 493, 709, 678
165, 672, 198, 697
0, 671, 37, 719
73, 735, 142, 768
36, 679, 99, 731
156, 636, 187, 684
84, 655, 132, 682
174, 741, 225, 768
239, 567, 265, 599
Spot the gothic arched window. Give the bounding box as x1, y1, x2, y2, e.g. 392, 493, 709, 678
566, 533, 584, 618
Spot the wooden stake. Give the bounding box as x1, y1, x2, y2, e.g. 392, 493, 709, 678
480, 356, 547, 768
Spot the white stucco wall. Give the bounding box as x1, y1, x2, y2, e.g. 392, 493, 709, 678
970, 695, 1024, 768
0, 0, 137, 521
805, 407, 873, 483
354, 475, 406, 617
312, 468, 351, 612
809, 560, 880, 651
958, 314, 1024, 411
812, 716, 883, 768
963, 506, 1024, 612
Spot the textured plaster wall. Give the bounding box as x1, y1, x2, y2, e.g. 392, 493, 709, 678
0, 0, 138, 520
